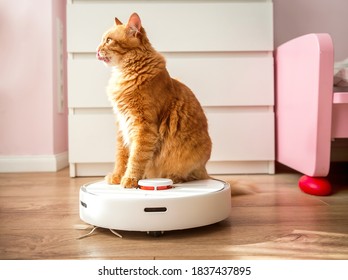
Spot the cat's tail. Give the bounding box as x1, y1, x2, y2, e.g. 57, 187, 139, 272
189, 167, 211, 181
222, 178, 260, 196
209, 176, 260, 196
170, 167, 210, 183
173, 168, 260, 197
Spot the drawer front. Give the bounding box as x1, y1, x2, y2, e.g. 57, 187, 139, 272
167, 53, 274, 107
68, 53, 273, 108
206, 110, 274, 161
67, 1, 273, 52
69, 110, 274, 163
68, 113, 116, 162
68, 57, 110, 108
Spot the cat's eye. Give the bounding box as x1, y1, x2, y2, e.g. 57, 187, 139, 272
106, 38, 113, 44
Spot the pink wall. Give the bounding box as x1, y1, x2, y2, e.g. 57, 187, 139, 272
274, 0, 348, 61
0, 0, 67, 156
52, 0, 68, 154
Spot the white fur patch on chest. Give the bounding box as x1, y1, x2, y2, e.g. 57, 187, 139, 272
116, 111, 132, 147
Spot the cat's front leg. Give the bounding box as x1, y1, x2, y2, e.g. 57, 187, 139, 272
120, 149, 144, 188
121, 128, 158, 188
105, 133, 129, 184
105, 173, 123, 185
120, 176, 139, 188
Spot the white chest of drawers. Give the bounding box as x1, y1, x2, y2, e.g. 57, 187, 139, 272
67, 0, 274, 177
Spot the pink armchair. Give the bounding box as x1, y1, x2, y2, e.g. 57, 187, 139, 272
275, 33, 348, 195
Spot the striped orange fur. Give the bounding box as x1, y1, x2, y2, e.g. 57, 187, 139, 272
97, 13, 212, 188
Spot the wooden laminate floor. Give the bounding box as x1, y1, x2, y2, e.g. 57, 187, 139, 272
0, 164, 347, 260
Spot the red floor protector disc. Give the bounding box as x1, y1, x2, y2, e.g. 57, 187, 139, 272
298, 175, 332, 196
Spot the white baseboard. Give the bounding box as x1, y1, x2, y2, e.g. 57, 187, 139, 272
68, 160, 275, 177
0, 152, 69, 173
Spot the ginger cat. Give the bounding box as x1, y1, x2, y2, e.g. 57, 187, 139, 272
97, 13, 212, 188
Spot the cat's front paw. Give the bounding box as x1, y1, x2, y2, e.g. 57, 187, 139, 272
105, 173, 122, 185
121, 176, 139, 188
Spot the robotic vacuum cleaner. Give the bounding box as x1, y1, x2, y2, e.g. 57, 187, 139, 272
79, 178, 231, 235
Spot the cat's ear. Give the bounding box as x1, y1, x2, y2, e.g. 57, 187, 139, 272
115, 17, 123, 26
126, 13, 142, 37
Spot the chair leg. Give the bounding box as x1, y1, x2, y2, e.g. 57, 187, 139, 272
298, 175, 332, 196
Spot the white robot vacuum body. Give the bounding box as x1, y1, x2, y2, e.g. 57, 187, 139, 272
79, 179, 231, 233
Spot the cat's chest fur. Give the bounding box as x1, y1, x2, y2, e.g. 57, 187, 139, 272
107, 68, 139, 147
114, 108, 133, 147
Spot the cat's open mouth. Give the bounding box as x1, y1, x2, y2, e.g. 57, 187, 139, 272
97, 52, 110, 63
